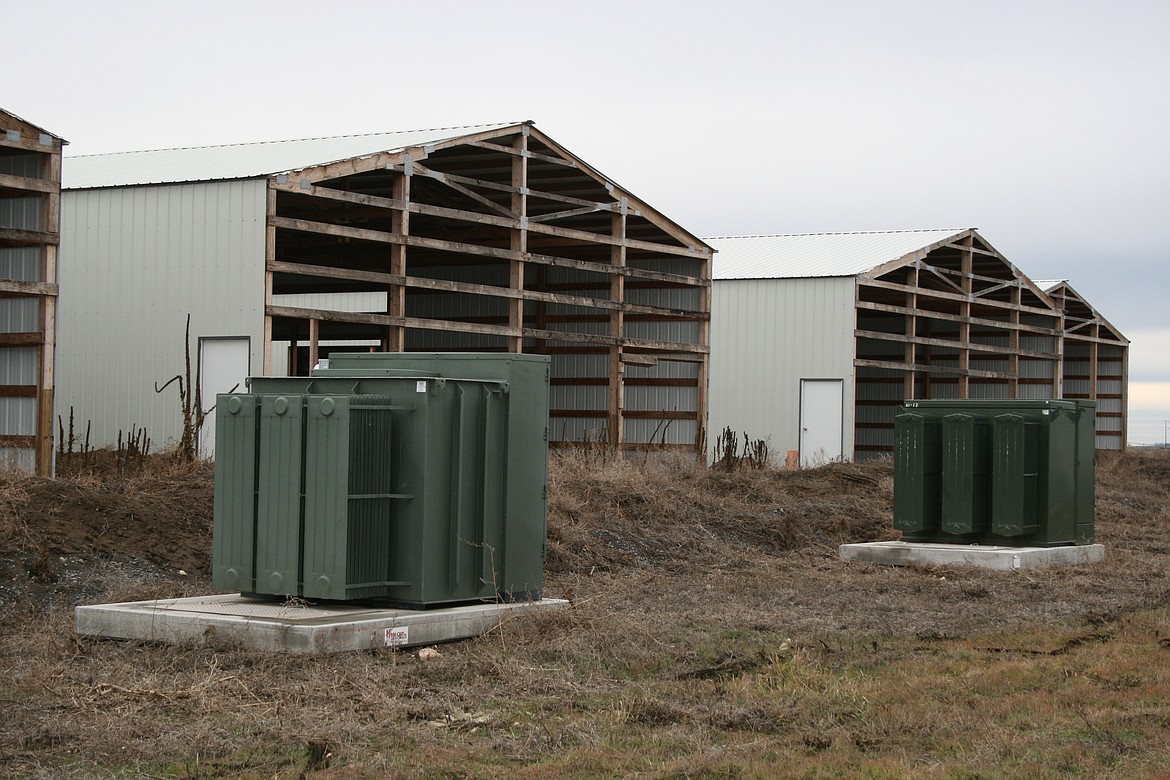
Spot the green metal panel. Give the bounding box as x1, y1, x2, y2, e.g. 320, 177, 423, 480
892, 399, 1096, 547
991, 413, 1039, 537
254, 395, 303, 596
215, 353, 550, 607
941, 413, 989, 536
893, 411, 941, 538
211, 394, 257, 593
301, 395, 351, 600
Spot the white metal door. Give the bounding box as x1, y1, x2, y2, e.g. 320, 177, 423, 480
799, 379, 844, 467
198, 337, 250, 459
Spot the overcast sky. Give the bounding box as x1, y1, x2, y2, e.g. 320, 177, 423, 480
7, 0, 1169, 443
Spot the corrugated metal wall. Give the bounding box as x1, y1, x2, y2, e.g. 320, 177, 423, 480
709, 277, 855, 463
57, 180, 267, 450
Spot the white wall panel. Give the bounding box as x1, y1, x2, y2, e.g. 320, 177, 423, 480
57, 180, 267, 450
708, 277, 855, 462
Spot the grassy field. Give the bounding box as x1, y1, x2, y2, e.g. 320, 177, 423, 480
1, 448, 1168, 778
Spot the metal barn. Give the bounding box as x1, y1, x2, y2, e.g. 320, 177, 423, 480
707, 229, 1128, 465
58, 123, 712, 456
0, 108, 63, 475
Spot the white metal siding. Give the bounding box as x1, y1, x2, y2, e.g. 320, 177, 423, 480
708, 277, 856, 463
57, 180, 267, 450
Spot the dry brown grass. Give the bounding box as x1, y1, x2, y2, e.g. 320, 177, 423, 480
0, 446, 1167, 778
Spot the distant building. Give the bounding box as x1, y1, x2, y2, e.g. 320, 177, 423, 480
58, 123, 711, 456
0, 108, 65, 475
707, 229, 1128, 464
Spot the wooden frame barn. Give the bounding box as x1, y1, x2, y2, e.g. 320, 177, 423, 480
0, 109, 63, 475
706, 229, 1128, 464
58, 123, 712, 456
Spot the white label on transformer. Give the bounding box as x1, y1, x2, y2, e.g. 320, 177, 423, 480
416, 380, 427, 393
384, 626, 409, 646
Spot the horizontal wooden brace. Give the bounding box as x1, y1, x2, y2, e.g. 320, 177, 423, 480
861, 278, 1057, 317
268, 259, 705, 319
0, 227, 57, 246
0, 434, 35, 447
272, 215, 706, 287
267, 304, 707, 353
856, 300, 1062, 336
0, 332, 44, 347
0, 384, 37, 397
854, 358, 1015, 379
0, 280, 57, 296
0, 172, 55, 194
465, 139, 578, 168
854, 329, 1057, 360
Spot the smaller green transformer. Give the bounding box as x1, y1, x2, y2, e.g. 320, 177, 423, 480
212, 353, 550, 607
894, 399, 1095, 547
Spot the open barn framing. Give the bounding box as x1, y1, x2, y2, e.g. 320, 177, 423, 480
0, 109, 63, 475
707, 229, 1128, 464
58, 123, 712, 456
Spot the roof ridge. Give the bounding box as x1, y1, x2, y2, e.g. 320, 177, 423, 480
705, 228, 970, 239
67, 121, 523, 159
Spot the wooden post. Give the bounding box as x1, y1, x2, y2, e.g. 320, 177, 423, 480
309, 318, 320, 370
509, 128, 528, 353
607, 204, 627, 448
387, 164, 410, 352
958, 239, 972, 398
263, 184, 276, 374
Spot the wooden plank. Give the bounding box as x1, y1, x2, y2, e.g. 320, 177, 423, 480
0, 385, 37, 397
0, 172, 56, 194
0, 280, 57, 296
527, 220, 708, 259
466, 139, 579, 168
528, 204, 608, 223
263, 185, 277, 375
854, 358, 1015, 380
270, 215, 399, 244
509, 131, 527, 353
412, 163, 516, 218
0, 227, 58, 246
856, 300, 1062, 336
0, 435, 35, 448
0, 332, 43, 346
270, 259, 705, 318
388, 171, 408, 352
862, 277, 1058, 317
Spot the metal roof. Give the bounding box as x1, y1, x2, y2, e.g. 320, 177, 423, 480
62, 122, 521, 190
1033, 279, 1068, 292
706, 229, 970, 280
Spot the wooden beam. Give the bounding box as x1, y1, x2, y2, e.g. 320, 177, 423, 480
861, 278, 1058, 318
509, 130, 527, 353
413, 163, 516, 218
268, 259, 706, 319
0, 172, 56, 194
0, 280, 57, 296
387, 169, 408, 351
855, 358, 1016, 380
0, 332, 44, 346
0, 227, 58, 246
856, 300, 1062, 336
268, 304, 706, 354
465, 139, 579, 168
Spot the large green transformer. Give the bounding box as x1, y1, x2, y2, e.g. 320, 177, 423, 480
212, 353, 550, 607
894, 399, 1095, 547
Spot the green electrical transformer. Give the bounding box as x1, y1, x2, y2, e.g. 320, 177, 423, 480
211, 353, 550, 607
894, 399, 1095, 547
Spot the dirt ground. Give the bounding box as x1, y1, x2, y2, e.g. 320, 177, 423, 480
2, 447, 1168, 642
0, 446, 1167, 777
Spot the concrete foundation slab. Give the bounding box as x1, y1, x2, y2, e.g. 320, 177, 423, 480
75, 594, 569, 654
839, 541, 1105, 571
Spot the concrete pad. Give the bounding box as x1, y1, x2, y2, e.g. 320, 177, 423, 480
75, 594, 569, 654
839, 541, 1105, 571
